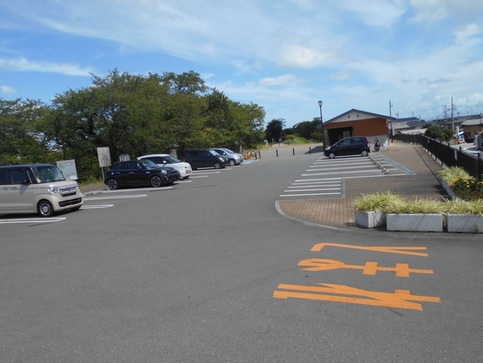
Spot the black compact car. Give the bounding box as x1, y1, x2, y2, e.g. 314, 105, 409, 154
104, 159, 179, 190
324, 136, 371, 159
183, 149, 226, 170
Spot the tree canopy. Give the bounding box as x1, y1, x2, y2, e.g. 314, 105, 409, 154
0, 70, 265, 181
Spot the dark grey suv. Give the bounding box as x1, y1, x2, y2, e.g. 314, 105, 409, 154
183, 149, 226, 170
324, 136, 370, 159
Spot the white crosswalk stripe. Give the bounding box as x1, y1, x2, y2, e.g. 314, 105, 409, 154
280, 155, 382, 199
280, 153, 414, 199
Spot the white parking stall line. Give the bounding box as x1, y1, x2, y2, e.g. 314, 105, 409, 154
284, 188, 340, 192
80, 204, 114, 209
106, 187, 172, 193
307, 165, 378, 172
176, 179, 193, 183
290, 182, 341, 186
294, 177, 342, 182
189, 175, 209, 178
313, 160, 374, 165
280, 192, 341, 197
0, 217, 66, 224
301, 169, 382, 177
84, 194, 148, 201
287, 185, 340, 189
191, 171, 221, 175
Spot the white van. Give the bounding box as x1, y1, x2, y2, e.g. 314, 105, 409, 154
0, 164, 83, 217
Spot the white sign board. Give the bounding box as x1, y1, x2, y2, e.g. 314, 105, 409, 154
97, 147, 111, 168
57, 159, 78, 180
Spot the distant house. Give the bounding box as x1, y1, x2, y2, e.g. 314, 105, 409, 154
323, 109, 396, 145
391, 117, 427, 135
433, 114, 482, 142
461, 117, 483, 141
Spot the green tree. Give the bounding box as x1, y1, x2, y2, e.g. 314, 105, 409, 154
0, 98, 52, 165
288, 119, 320, 140
18, 69, 266, 181
424, 125, 443, 140
424, 124, 454, 142
265, 119, 285, 143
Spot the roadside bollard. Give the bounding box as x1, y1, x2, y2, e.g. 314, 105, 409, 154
293, 148, 295, 156
276, 149, 279, 157
309, 147, 312, 154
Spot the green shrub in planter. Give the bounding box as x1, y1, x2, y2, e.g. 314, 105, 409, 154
438, 167, 473, 185
450, 178, 483, 201
353, 191, 405, 212
445, 199, 483, 215
438, 167, 483, 201
354, 192, 482, 216
386, 197, 446, 214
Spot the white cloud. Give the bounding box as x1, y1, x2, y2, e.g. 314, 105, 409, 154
0, 57, 94, 76
0, 0, 481, 125
335, 0, 407, 27
454, 24, 482, 46
330, 71, 351, 81
0, 84, 15, 94
277, 44, 342, 69
259, 74, 304, 87
410, 0, 483, 24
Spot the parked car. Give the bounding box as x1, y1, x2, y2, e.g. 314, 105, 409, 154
0, 164, 83, 217
325, 136, 371, 159
210, 148, 244, 166
183, 149, 226, 170
137, 154, 192, 179
104, 160, 179, 190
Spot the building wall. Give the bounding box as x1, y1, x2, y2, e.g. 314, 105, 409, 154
325, 117, 387, 144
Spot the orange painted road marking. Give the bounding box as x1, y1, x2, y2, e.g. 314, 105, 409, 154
311, 243, 428, 257
273, 283, 441, 311
298, 258, 434, 277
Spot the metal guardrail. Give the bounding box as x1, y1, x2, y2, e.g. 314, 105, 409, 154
392, 134, 482, 180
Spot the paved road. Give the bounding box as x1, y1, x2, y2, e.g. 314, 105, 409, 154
1, 150, 482, 362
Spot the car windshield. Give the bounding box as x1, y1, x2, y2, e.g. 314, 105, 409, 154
209, 150, 220, 156
140, 159, 159, 168
223, 148, 235, 154
164, 155, 181, 163
33, 165, 65, 183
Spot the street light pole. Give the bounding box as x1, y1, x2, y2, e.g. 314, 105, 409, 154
318, 100, 324, 147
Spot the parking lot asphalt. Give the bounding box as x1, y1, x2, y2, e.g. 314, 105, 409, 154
81, 141, 448, 229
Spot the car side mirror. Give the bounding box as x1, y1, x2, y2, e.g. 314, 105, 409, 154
21, 179, 30, 185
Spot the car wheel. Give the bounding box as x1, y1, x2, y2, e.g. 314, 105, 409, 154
361, 150, 369, 157
214, 162, 221, 169
328, 152, 335, 159
150, 175, 163, 187
37, 200, 54, 217
107, 178, 119, 190
229, 159, 236, 166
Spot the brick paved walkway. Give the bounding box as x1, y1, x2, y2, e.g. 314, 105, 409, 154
277, 142, 448, 228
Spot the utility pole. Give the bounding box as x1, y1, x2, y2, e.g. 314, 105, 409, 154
450, 96, 454, 121
388, 100, 393, 141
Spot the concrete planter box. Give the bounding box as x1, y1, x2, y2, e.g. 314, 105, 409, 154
386, 214, 443, 232
446, 214, 483, 233
440, 180, 456, 199
354, 210, 386, 228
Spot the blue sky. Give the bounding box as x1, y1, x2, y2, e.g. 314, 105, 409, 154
1, 0, 482, 127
